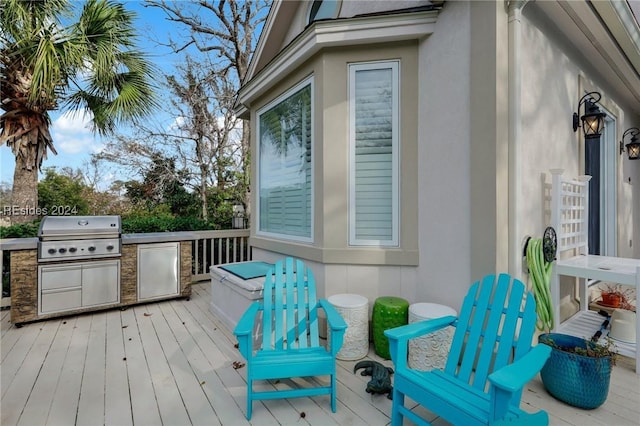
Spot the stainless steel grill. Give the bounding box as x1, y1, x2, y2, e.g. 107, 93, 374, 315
38, 215, 122, 262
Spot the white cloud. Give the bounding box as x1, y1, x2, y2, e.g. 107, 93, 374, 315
51, 110, 102, 155
168, 115, 186, 131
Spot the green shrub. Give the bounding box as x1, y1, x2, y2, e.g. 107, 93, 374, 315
0, 216, 218, 238
0, 221, 40, 238
121, 216, 215, 233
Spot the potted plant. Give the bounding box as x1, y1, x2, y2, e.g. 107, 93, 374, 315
598, 283, 636, 311
538, 333, 617, 409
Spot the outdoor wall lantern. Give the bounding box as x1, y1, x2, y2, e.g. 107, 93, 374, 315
232, 202, 246, 229
572, 91, 606, 138
620, 127, 640, 160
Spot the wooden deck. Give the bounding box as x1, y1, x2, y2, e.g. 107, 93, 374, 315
1, 282, 638, 426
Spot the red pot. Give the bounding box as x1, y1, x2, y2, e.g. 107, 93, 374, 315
601, 292, 622, 308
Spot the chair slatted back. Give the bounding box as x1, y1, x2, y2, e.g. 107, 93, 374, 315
444, 274, 537, 395
261, 257, 320, 351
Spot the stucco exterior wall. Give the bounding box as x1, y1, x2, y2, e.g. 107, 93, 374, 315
414, 0, 473, 311
520, 4, 637, 254
518, 3, 639, 319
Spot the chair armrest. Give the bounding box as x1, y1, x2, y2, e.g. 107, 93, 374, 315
384, 315, 457, 368
233, 302, 261, 360
319, 299, 348, 356
488, 344, 551, 393
385, 315, 457, 341
487, 344, 551, 421
319, 299, 348, 331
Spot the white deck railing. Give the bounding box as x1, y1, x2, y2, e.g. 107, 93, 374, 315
191, 229, 251, 281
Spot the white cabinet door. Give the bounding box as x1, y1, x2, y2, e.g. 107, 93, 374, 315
137, 243, 179, 301
82, 260, 120, 307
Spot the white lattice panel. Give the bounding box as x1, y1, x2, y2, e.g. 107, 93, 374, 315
550, 169, 591, 255
549, 169, 639, 374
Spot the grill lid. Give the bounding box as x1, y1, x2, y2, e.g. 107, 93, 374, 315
38, 215, 122, 240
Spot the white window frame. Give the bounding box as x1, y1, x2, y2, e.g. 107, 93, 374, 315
348, 61, 400, 247
256, 77, 314, 243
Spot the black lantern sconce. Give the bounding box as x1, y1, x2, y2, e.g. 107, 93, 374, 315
573, 91, 606, 138
620, 127, 640, 160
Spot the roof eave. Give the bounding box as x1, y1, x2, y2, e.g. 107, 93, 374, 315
236, 9, 439, 112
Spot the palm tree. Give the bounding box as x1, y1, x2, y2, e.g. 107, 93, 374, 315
0, 0, 157, 222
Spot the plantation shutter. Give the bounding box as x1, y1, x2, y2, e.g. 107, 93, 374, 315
258, 82, 312, 240
350, 63, 398, 246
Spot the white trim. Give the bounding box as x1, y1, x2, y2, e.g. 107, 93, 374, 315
590, 0, 640, 77
256, 76, 315, 244
237, 10, 437, 110
243, 1, 282, 85
601, 113, 617, 256
348, 60, 400, 247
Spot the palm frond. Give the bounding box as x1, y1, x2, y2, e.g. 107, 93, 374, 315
2, 0, 157, 166
1, 0, 70, 45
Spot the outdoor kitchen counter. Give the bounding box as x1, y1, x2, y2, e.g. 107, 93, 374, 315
0, 237, 38, 250
6, 233, 194, 325
1, 231, 199, 249
122, 232, 198, 244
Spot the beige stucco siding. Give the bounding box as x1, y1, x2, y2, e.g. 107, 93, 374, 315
518, 3, 639, 320
415, 0, 473, 311
520, 3, 637, 259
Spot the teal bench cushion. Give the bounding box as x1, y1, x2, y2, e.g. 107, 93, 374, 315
220, 261, 273, 280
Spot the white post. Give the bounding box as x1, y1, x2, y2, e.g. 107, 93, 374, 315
549, 169, 563, 331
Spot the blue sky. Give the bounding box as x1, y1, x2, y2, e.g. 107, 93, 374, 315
0, 1, 186, 189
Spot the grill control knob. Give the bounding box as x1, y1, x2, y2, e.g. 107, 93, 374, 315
48, 248, 56, 254
58, 248, 67, 254
106, 244, 114, 250
88, 246, 96, 252
69, 247, 77, 253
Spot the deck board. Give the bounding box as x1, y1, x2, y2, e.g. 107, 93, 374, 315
47, 313, 91, 426
1, 281, 639, 426
104, 309, 134, 426
120, 306, 163, 426
167, 299, 251, 426
1, 320, 59, 425
18, 316, 75, 426
75, 314, 107, 426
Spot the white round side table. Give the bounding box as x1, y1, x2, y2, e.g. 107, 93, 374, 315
408, 302, 457, 371
327, 294, 369, 361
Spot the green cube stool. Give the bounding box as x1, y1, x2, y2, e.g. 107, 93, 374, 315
372, 296, 409, 359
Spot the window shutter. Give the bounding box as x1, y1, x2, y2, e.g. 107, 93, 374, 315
258, 81, 313, 240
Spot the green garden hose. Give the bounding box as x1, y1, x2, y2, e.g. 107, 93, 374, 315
526, 238, 554, 331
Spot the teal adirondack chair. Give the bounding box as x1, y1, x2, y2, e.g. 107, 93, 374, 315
233, 257, 348, 420
385, 273, 552, 426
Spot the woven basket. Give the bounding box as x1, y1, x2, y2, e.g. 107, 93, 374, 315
538, 333, 612, 409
